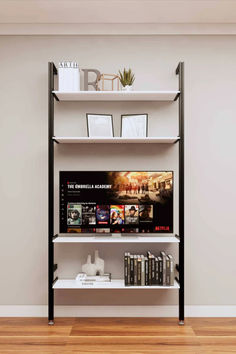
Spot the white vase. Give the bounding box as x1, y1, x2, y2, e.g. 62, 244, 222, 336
94, 250, 105, 275
122, 85, 133, 91
82, 255, 97, 276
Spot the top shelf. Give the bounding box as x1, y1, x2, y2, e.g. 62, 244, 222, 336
53, 90, 180, 102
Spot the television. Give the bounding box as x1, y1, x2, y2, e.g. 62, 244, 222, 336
60, 171, 173, 234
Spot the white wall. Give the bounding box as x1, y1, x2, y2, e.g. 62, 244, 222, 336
0, 35, 235, 313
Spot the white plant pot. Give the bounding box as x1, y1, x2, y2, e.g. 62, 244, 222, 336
122, 85, 133, 91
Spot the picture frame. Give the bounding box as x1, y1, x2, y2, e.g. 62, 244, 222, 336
121, 114, 148, 138
86, 114, 114, 137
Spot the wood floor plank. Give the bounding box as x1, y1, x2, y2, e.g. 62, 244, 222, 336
198, 336, 236, 345
71, 318, 195, 337
197, 336, 236, 353
188, 318, 236, 326
0, 318, 74, 326
0, 318, 74, 337
188, 317, 236, 337
199, 347, 236, 353
0, 349, 65, 354
64, 336, 200, 353
193, 325, 236, 336
0, 336, 67, 351
0, 352, 199, 354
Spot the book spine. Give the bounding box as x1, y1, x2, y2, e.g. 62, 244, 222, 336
168, 255, 174, 286
151, 256, 155, 285
155, 257, 159, 285
137, 258, 141, 286
141, 257, 145, 286
124, 253, 128, 286
161, 252, 167, 286
130, 256, 134, 285
127, 253, 130, 286
166, 256, 170, 286
134, 255, 138, 285
158, 257, 163, 285
148, 253, 152, 285
145, 257, 149, 285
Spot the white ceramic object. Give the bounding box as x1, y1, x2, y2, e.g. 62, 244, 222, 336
94, 250, 105, 275
82, 255, 97, 276
122, 85, 133, 91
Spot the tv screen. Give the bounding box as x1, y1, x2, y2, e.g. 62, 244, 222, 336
60, 171, 173, 234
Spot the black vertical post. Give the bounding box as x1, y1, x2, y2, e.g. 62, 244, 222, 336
176, 62, 184, 324
48, 62, 57, 324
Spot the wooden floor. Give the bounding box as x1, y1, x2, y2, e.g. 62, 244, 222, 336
0, 318, 235, 353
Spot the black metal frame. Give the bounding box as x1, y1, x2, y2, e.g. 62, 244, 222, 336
48, 62, 57, 325
48, 61, 184, 325
176, 62, 185, 324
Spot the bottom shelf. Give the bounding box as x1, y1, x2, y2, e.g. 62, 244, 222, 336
53, 279, 179, 289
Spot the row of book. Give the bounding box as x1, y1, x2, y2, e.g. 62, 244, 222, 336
124, 251, 175, 286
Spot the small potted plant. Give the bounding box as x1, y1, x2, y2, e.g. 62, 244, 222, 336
118, 68, 135, 91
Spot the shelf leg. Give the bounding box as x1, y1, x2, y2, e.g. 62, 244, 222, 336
179, 320, 185, 326
48, 320, 54, 326
48, 62, 55, 324
177, 61, 185, 324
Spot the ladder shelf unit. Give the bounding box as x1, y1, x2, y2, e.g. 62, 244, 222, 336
48, 62, 184, 325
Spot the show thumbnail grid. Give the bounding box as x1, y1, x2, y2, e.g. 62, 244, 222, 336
66, 203, 155, 232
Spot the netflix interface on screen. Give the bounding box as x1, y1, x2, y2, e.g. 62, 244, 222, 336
60, 171, 173, 234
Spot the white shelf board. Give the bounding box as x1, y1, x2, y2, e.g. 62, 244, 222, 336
53, 279, 179, 289
53, 235, 179, 244
53, 137, 179, 144
53, 90, 180, 102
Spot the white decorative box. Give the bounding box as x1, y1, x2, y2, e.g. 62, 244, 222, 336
58, 61, 80, 92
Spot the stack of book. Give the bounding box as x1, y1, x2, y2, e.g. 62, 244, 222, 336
75, 273, 111, 285
124, 251, 175, 286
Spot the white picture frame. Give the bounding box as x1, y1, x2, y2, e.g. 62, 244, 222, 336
121, 114, 148, 137
87, 114, 114, 138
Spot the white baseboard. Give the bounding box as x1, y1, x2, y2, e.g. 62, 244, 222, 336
2, 24, 236, 36
0, 305, 236, 317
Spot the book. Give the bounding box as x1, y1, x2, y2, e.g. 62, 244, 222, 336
124, 252, 128, 286
137, 256, 142, 286
127, 252, 130, 286
151, 255, 155, 285
130, 255, 134, 285
166, 255, 170, 285
141, 256, 145, 286
168, 254, 174, 286
145, 257, 149, 285
158, 256, 163, 285
160, 251, 167, 286
75, 273, 111, 282
134, 255, 138, 285
147, 251, 152, 285
155, 257, 159, 285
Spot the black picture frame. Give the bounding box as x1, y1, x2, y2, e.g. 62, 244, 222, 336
86, 113, 114, 138
120, 113, 148, 137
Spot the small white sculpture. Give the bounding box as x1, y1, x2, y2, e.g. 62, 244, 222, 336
82, 255, 96, 276
81, 251, 105, 276
94, 250, 105, 275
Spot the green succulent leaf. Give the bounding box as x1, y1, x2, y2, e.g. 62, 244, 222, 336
118, 68, 135, 87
